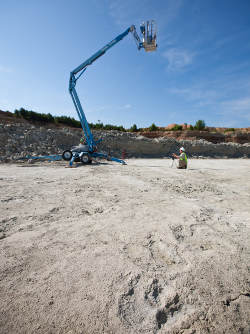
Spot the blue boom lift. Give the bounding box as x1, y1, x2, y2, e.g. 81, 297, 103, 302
62, 21, 157, 166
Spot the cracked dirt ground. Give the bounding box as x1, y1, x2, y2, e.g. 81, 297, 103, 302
0, 159, 249, 334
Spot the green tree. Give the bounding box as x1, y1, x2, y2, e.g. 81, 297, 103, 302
94, 122, 104, 129
149, 123, 158, 131
130, 124, 138, 132
117, 125, 126, 132
172, 124, 182, 131
55, 115, 81, 127
194, 120, 206, 130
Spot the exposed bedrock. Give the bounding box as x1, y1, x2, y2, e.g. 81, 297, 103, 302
0, 123, 250, 162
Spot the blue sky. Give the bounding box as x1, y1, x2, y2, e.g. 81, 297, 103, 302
0, 0, 250, 128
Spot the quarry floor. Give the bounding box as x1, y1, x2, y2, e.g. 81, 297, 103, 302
0, 159, 249, 334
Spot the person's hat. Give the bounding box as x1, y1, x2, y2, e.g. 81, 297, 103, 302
180, 147, 185, 152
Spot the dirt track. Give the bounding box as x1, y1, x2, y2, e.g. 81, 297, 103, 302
0, 159, 249, 333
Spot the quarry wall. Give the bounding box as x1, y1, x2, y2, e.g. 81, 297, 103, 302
0, 123, 250, 162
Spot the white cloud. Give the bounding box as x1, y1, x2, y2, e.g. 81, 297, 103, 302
163, 48, 195, 70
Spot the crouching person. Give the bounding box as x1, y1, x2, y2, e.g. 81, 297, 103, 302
172, 147, 187, 169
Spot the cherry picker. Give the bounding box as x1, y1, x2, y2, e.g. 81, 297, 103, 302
62, 21, 157, 166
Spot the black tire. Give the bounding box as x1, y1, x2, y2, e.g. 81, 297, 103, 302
81, 153, 90, 164
62, 150, 72, 161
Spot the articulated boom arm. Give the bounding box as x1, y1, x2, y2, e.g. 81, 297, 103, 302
69, 22, 157, 152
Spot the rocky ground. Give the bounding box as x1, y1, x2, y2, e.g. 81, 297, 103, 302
0, 159, 249, 333
0, 122, 250, 162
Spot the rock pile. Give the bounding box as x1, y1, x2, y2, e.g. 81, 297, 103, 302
0, 122, 250, 162
0, 123, 80, 162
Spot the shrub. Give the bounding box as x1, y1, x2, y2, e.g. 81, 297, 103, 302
103, 124, 113, 131
14, 107, 83, 127
89, 122, 125, 131
14, 108, 54, 123
103, 124, 125, 131
194, 120, 206, 130
224, 128, 235, 132
93, 122, 104, 129
116, 125, 126, 132
13, 107, 127, 131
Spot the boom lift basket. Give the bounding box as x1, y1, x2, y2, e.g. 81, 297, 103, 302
140, 20, 157, 52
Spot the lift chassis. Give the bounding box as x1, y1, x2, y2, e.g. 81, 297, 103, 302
62, 21, 157, 166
